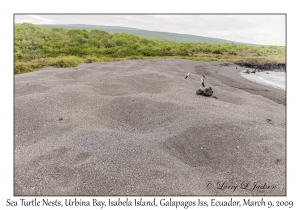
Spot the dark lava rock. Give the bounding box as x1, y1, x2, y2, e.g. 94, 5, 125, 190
196, 89, 203, 95
244, 70, 251, 74
266, 119, 273, 124
196, 87, 213, 97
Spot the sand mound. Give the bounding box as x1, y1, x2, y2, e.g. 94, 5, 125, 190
101, 96, 186, 132
14, 59, 286, 195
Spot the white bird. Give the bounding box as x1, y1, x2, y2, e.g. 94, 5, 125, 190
185, 72, 190, 79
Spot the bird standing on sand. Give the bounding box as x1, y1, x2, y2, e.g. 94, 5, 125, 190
185, 72, 190, 79
201, 75, 205, 87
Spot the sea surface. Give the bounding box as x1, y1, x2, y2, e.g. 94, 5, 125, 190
240, 71, 286, 90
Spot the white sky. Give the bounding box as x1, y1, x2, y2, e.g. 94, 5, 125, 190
14, 14, 286, 46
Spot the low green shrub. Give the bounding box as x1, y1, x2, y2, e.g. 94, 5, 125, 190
48, 56, 83, 68
84, 55, 99, 63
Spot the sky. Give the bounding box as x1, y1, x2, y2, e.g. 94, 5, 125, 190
14, 14, 286, 46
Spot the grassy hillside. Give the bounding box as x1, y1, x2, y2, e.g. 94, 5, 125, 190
37, 24, 257, 45
14, 23, 285, 74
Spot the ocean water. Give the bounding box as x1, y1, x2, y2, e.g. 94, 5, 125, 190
240, 71, 286, 90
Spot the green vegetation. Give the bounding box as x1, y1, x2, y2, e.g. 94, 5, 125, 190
38, 24, 256, 45
14, 23, 285, 74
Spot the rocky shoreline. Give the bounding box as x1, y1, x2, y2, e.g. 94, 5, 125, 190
234, 62, 286, 72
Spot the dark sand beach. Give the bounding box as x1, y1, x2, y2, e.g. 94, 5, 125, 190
14, 59, 286, 196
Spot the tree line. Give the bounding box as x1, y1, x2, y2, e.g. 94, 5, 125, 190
14, 23, 285, 74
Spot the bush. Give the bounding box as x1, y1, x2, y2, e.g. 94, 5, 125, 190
84, 56, 98, 63
229, 50, 238, 55
14, 62, 33, 74
103, 48, 116, 55
212, 49, 222, 54
49, 56, 83, 68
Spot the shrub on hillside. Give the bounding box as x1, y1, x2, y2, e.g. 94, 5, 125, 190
84, 56, 99, 63
49, 56, 83, 68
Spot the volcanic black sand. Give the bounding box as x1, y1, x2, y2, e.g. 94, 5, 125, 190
14, 59, 286, 196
